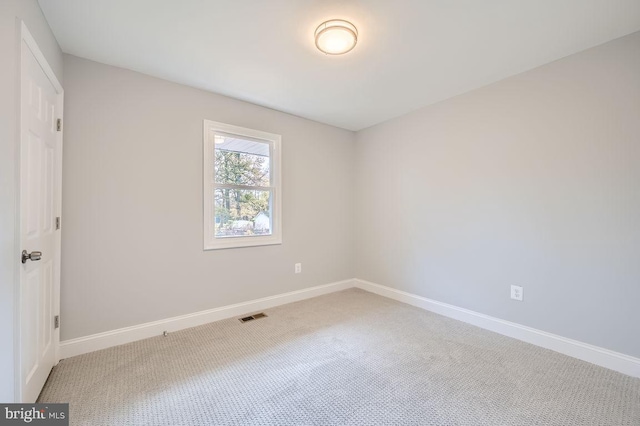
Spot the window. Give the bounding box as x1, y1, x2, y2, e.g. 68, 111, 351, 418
203, 120, 281, 250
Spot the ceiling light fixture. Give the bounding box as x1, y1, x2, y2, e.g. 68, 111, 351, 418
314, 19, 358, 55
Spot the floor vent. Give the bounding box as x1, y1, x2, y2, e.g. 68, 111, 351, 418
239, 312, 268, 323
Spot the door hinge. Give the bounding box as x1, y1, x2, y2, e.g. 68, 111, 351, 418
56, 216, 61, 230
54, 315, 60, 329
56, 118, 62, 132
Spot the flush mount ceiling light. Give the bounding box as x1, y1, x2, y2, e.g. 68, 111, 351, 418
314, 19, 358, 55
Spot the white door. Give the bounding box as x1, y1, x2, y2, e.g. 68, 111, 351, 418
19, 23, 63, 403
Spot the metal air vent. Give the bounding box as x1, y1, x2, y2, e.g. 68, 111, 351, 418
239, 312, 268, 323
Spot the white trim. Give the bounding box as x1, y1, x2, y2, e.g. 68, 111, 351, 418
354, 279, 640, 378
202, 120, 282, 250
59, 277, 640, 378
60, 279, 354, 359
53, 91, 63, 365
20, 22, 63, 93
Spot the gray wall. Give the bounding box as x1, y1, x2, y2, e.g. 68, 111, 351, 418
10, 12, 638, 382
61, 55, 355, 341
355, 31, 640, 358
0, 0, 63, 403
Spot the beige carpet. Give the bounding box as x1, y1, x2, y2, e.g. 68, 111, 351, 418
39, 288, 640, 425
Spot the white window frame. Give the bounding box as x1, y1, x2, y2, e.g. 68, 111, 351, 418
203, 120, 282, 250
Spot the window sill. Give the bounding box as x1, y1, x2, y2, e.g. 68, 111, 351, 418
204, 235, 282, 250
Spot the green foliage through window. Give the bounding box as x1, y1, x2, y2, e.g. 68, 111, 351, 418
214, 143, 271, 237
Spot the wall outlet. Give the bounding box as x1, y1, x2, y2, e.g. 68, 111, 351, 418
294, 263, 302, 274
510, 285, 523, 301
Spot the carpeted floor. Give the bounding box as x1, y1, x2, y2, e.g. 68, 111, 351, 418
39, 288, 640, 425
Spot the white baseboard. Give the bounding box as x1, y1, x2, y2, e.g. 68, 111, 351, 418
59, 279, 355, 359
60, 277, 640, 379
354, 279, 640, 378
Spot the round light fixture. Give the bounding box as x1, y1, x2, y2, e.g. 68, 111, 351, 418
314, 19, 358, 55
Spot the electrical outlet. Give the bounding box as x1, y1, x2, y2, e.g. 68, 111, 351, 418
294, 263, 302, 274
510, 285, 523, 301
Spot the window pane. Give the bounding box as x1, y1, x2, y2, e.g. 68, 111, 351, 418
214, 189, 272, 237
215, 135, 270, 186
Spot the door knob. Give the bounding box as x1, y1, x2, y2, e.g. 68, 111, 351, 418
21, 250, 42, 264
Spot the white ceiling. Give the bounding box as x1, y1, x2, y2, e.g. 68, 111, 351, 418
39, 0, 640, 131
